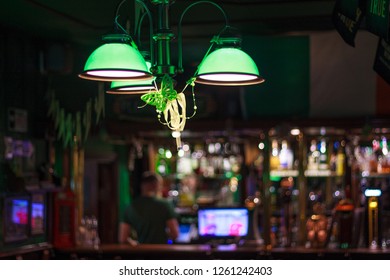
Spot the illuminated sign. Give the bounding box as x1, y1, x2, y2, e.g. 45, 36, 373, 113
364, 189, 382, 197
366, 0, 389, 39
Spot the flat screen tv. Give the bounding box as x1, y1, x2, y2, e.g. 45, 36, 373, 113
4, 196, 30, 242
198, 207, 249, 239
31, 194, 46, 235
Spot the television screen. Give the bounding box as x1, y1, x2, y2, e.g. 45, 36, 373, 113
198, 208, 249, 238
31, 194, 45, 235
4, 197, 30, 242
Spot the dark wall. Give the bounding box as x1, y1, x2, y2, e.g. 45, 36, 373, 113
0, 26, 48, 137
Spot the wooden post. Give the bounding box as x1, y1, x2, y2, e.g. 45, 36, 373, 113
297, 132, 307, 246
262, 132, 271, 250
72, 138, 84, 225
325, 140, 334, 208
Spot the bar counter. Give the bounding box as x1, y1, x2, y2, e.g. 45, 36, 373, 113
0, 243, 53, 260
54, 244, 390, 260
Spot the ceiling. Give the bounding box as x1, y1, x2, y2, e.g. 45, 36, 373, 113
1, 0, 336, 46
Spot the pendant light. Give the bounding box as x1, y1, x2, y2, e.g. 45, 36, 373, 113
78, 34, 152, 82
194, 34, 264, 86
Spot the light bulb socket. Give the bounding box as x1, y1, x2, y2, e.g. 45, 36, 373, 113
214, 36, 242, 48
213, 26, 242, 48
102, 34, 132, 44
151, 0, 174, 5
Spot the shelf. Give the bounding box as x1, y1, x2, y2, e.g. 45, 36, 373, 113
361, 172, 390, 178
270, 170, 299, 178
163, 174, 230, 180
304, 170, 342, 177
269, 170, 344, 178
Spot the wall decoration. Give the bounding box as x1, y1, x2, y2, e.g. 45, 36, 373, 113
47, 84, 105, 147
366, 0, 389, 39
332, 0, 366, 47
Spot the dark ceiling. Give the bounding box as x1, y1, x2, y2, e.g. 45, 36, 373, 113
1, 0, 336, 46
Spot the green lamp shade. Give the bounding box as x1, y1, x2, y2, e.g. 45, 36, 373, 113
79, 43, 152, 82
195, 48, 264, 86
107, 79, 156, 94
107, 61, 156, 94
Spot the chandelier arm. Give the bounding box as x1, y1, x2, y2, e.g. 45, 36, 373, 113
136, 12, 148, 50
113, 0, 139, 50
134, 0, 155, 65
177, 1, 229, 73
115, 0, 128, 19
114, 16, 129, 35
114, 0, 131, 35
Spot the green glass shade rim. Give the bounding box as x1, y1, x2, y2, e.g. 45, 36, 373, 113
109, 84, 156, 91
195, 72, 265, 86
106, 86, 156, 95
79, 69, 153, 82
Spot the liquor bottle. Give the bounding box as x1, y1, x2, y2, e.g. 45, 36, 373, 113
270, 140, 280, 170
336, 145, 345, 176
319, 139, 328, 170
378, 137, 390, 173
307, 140, 319, 170
279, 140, 294, 170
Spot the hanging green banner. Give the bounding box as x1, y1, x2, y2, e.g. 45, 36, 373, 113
366, 0, 390, 39
332, 0, 366, 47
374, 38, 390, 85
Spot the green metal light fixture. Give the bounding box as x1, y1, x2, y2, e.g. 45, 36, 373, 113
79, 0, 265, 148
79, 34, 152, 82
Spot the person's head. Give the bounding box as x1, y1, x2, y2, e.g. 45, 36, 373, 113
141, 171, 163, 197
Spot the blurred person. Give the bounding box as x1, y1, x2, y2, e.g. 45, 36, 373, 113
119, 172, 179, 244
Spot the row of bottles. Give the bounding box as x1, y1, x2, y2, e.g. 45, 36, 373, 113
76, 215, 100, 248
268, 138, 346, 175
156, 142, 243, 178
307, 139, 345, 175
355, 137, 390, 174
307, 140, 328, 171
156, 141, 243, 208
270, 140, 294, 170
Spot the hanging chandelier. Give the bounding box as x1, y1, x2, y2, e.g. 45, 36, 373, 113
79, 0, 264, 149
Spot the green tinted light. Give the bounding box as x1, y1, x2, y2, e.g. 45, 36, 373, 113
79, 43, 152, 82
107, 61, 156, 94
108, 80, 156, 94
195, 48, 264, 86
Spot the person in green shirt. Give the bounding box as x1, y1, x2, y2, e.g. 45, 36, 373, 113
119, 172, 179, 244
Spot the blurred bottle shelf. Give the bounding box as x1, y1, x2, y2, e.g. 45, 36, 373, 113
270, 170, 299, 178
361, 172, 390, 178
304, 169, 343, 178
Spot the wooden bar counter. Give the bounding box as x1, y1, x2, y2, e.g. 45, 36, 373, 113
54, 244, 390, 260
